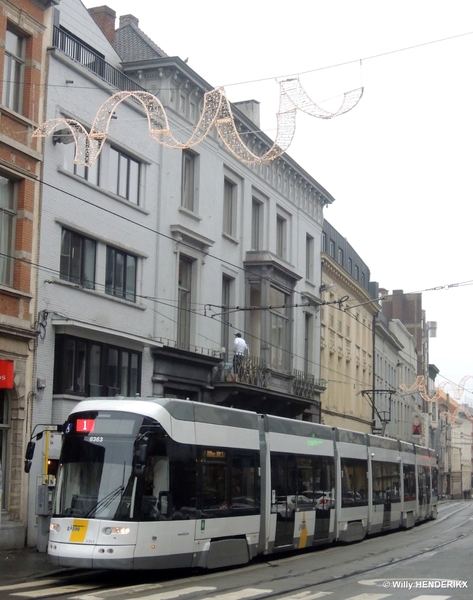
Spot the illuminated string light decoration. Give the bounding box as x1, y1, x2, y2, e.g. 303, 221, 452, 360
280, 77, 364, 119
399, 375, 473, 424
215, 81, 297, 164
399, 376, 441, 404
33, 80, 363, 167
440, 403, 473, 424
34, 90, 225, 166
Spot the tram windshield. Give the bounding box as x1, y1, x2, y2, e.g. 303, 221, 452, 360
53, 411, 155, 520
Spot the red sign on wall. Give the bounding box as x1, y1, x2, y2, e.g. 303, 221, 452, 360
0, 360, 14, 389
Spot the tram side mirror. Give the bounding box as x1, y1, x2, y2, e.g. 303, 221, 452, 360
133, 440, 148, 476
25, 441, 36, 460
24, 441, 36, 473
135, 443, 147, 464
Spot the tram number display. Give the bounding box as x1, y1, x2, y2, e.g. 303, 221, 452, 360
76, 419, 95, 433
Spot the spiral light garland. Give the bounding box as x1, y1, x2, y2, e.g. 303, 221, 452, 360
399, 375, 473, 424
33, 79, 363, 167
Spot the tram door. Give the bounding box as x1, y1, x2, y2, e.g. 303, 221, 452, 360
271, 453, 297, 548
313, 457, 334, 541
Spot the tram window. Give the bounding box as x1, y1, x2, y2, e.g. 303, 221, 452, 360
372, 461, 400, 504
297, 457, 313, 495
170, 443, 196, 518
403, 463, 416, 501
341, 458, 368, 507
418, 465, 430, 504
271, 453, 297, 498
201, 449, 227, 510
231, 452, 259, 510
198, 448, 259, 515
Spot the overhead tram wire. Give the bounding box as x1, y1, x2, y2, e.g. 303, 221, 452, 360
9, 27, 469, 92
219, 29, 473, 88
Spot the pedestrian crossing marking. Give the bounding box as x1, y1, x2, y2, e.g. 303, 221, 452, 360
279, 593, 333, 599
342, 595, 391, 600
173, 590, 272, 600
4, 583, 457, 600
70, 585, 217, 600
11, 584, 98, 598
413, 597, 451, 600
0, 580, 58, 592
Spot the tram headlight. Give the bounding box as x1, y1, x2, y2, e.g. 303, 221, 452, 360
50, 522, 60, 533
103, 526, 130, 535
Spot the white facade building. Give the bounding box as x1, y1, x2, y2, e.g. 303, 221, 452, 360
26, 0, 334, 545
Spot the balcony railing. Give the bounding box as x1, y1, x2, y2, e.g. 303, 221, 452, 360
154, 337, 224, 358
212, 358, 325, 401
292, 369, 326, 400
52, 26, 145, 93
213, 355, 269, 388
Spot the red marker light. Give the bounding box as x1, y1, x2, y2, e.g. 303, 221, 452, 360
76, 419, 95, 433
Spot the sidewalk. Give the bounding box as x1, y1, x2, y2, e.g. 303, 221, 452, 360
0, 547, 69, 584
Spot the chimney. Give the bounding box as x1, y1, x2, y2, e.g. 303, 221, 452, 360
233, 100, 261, 128
88, 6, 116, 45
119, 14, 140, 29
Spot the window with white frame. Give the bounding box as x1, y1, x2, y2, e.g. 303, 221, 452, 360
329, 239, 335, 258
276, 214, 287, 259
0, 176, 16, 287
304, 312, 313, 373
64, 136, 100, 185
306, 234, 314, 281
223, 177, 236, 236
2, 27, 25, 113
59, 228, 96, 289
251, 198, 262, 250
181, 150, 196, 211
221, 275, 233, 361
248, 270, 294, 372
269, 285, 290, 371
177, 256, 194, 349
105, 246, 137, 302
108, 147, 140, 204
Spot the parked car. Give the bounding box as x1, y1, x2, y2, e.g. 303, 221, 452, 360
314, 491, 335, 509
342, 491, 363, 506
276, 494, 312, 519
303, 490, 334, 509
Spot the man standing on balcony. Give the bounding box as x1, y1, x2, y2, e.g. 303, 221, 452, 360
233, 333, 249, 379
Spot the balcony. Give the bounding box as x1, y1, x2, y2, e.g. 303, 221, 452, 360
292, 369, 326, 400
52, 27, 145, 93
213, 355, 269, 388
212, 355, 325, 401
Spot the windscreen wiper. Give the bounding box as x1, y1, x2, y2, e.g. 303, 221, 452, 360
85, 485, 124, 518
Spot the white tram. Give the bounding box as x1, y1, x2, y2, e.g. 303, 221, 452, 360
46, 397, 438, 570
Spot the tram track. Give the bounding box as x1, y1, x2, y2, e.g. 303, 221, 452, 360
20, 503, 473, 600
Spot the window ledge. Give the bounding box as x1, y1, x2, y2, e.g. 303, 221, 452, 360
44, 277, 146, 310
57, 167, 150, 215
222, 232, 238, 244
178, 206, 202, 221
0, 283, 33, 300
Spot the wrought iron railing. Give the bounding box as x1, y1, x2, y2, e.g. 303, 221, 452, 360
52, 26, 145, 93
213, 355, 269, 388
292, 369, 326, 399
154, 337, 224, 358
